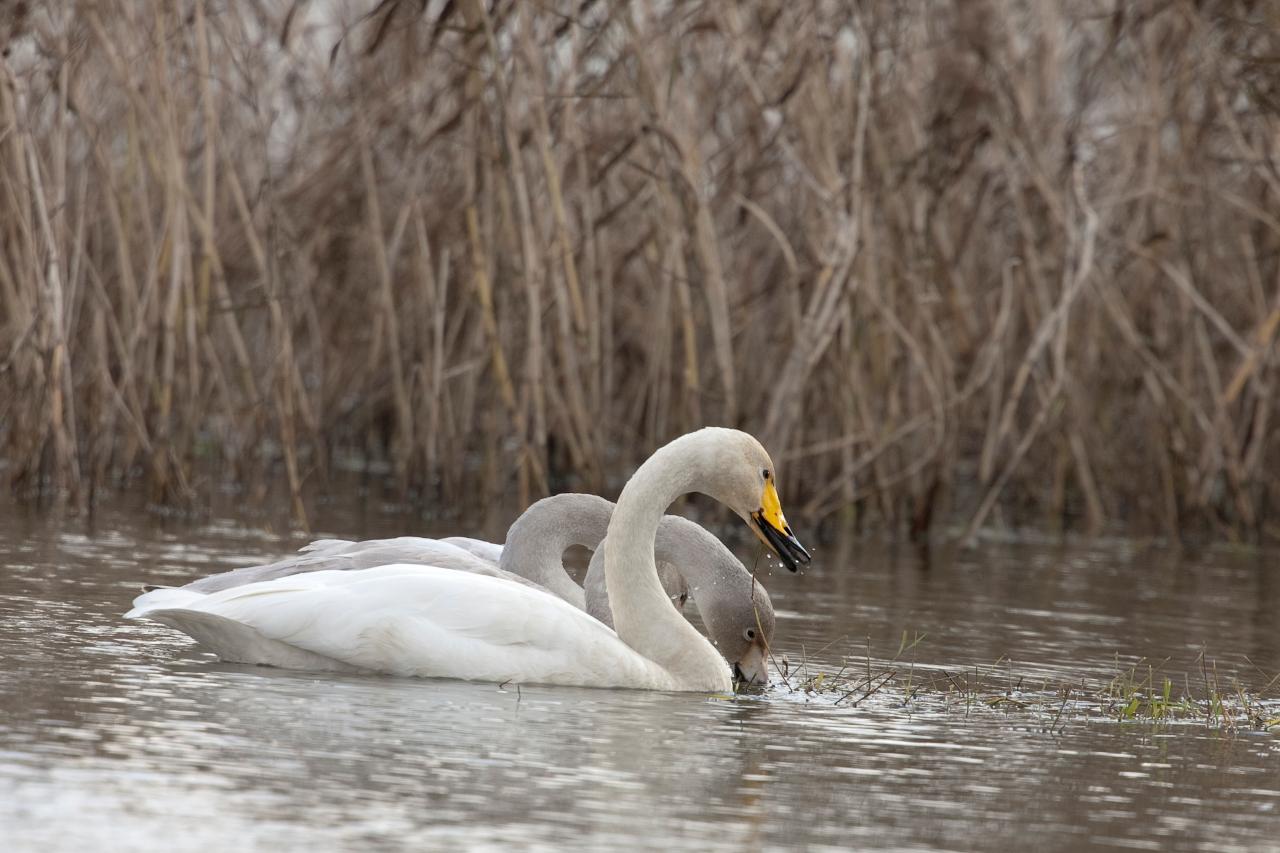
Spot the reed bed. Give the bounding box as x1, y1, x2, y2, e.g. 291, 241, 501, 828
2, 1, 1279, 542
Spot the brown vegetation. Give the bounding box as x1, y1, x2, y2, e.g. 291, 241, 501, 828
1, 0, 1279, 542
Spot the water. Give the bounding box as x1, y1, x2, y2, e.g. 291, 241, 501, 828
1, 497, 1278, 852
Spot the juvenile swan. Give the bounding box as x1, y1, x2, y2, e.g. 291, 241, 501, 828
126, 428, 808, 691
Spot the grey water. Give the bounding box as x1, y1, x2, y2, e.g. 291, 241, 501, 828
1, 496, 1278, 852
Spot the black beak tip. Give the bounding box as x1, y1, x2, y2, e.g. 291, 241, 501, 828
754, 514, 811, 574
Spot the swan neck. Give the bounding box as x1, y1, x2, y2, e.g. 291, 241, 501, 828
499, 494, 612, 608
604, 434, 729, 688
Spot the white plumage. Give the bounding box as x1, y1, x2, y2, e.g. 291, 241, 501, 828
439, 536, 505, 564
128, 564, 677, 688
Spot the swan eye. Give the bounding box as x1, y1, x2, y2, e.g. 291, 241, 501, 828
744, 628, 756, 641
762, 468, 771, 481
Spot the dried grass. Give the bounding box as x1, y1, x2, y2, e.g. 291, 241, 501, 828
1, 1, 1279, 542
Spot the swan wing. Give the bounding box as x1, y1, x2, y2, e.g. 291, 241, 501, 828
130, 565, 677, 690
180, 538, 510, 593
297, 538, 354, 553
142, 608, 365, 672
439, 536, 503, 565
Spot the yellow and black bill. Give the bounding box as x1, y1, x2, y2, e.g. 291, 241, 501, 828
749, 476, 811, 573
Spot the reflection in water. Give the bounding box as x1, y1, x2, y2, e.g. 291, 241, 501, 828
1, 499, 1277, 851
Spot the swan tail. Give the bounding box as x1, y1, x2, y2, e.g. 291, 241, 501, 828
126, 586, 207, 618
130, 605, 362, 672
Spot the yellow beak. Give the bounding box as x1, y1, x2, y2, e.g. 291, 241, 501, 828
749, 478, 811, 573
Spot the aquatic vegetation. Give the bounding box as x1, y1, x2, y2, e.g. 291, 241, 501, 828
769, 637, 1280, 734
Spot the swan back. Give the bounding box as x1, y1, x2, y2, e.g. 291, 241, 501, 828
439, 537, 504, 564
179, 538, 518, 594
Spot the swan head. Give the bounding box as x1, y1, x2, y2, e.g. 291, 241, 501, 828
733, 641, 770, 689
702, 577, 776, 688
705, 429, 811, 573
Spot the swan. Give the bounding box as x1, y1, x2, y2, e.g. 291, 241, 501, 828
126, 428, 809, 691
134, 495, 777, 681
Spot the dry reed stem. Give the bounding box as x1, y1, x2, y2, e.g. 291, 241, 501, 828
0, 1, 1277, 541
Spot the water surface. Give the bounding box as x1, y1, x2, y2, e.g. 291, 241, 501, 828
1, 498, 1277, 851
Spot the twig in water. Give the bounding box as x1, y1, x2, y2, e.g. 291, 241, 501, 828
838, 669, 897, 707
1050, 687, 1070, 733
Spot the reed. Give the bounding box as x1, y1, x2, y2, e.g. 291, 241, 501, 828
1, 1, 1279, 542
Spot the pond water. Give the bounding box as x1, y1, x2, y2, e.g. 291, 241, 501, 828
1, 496, 1278, 851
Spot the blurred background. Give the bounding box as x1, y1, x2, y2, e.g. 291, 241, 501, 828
1, 0, 1278, 543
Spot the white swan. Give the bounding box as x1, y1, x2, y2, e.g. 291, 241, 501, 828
135, 494, 777, 681
126, 428, 809, 691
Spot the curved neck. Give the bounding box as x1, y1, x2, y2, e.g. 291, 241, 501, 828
583, 548, 611, 626
604, 433, 729, 685
583, 544, 684, 629
652, 515, 738, 599
585, 514, 731, 629
498, 493, 614, 609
